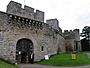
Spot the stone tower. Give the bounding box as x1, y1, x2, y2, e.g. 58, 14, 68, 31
63, 29, 82, 52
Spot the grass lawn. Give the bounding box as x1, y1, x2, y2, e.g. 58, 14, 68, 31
37, 53, 90, 66
0, 59, 18, 68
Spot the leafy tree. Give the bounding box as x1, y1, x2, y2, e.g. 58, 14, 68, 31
81, 26, 90, 39
81, 26, 90, 45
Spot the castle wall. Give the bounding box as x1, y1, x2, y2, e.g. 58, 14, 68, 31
65, 39, 75, 52
0, 1, 81, 63
0, 12, 8, 58
0, 11, 65, 62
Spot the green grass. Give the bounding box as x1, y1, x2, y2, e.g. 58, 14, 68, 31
37, 53, 90, 66
0, 59, 18, 68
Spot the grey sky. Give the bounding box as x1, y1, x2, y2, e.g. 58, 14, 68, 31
0, 0, 90, 33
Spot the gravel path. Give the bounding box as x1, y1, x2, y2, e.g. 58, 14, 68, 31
18, 64, 90, 68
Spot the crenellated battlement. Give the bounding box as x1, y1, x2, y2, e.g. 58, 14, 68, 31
63, 29, 80, 40
64, 29, 79, 34
6, 1, 44, 22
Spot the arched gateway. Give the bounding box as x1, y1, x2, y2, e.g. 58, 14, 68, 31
16, 38, 34, 63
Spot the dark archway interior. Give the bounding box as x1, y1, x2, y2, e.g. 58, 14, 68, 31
16, 38, 34, 63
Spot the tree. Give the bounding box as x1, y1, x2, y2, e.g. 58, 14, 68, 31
81, 26, 90, 45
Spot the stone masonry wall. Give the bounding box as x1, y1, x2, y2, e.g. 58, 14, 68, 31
0, 10, 65, 62
0, 1, 83, 63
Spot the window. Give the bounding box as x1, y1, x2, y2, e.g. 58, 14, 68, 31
41, 46, 44, 51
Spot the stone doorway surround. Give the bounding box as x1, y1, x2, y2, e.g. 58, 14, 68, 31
16, 38, 34, 64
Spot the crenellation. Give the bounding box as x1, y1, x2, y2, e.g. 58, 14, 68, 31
7, 1, 44, 22
70, 30, 72, 32
24, 5, 34, 13
34, 10, 44, 22
73, 29, 79, 34
24, 5, 34, 19
64, 30, 68, 33
6, 1, 22, 15
46, 19, 59, 31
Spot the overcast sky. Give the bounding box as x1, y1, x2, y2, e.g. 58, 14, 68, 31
0, 0, 90, 33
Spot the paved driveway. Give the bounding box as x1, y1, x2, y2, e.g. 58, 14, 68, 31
18, 64, 90, 68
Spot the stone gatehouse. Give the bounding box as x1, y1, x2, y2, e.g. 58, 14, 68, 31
0, 1, 81, 63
